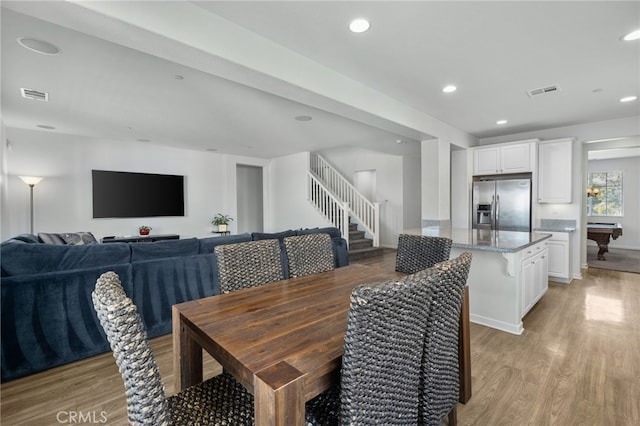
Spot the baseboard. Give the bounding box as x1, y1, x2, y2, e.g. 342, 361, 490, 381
469, 314, 523, 335
549, 276, 572, 284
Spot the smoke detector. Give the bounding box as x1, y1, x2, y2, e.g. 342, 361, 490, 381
21, 88, 48, 101
526, 84, 561, 98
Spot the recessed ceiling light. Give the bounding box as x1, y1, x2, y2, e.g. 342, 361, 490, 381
442, 85, 457, 93
294, 115, 312, 121
349, 18, 370, 33
206, 148, 217, 152
396, 139, 404, 144
174, 75, 184, 80
620, 96, 637, 102
17, 37, 60, 55
591, 88, 603, 93
36, 124, 55, 130
622, 29, 640, 41
496, 120, 508, 125
136, 138, 151, 142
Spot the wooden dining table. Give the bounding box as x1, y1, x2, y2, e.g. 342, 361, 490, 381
173, 263, 471, 426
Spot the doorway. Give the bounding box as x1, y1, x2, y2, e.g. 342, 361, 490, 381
584, 138, 640, 273
236, 165, 263, 234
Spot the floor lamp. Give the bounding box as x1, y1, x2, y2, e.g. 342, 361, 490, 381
19, 176, 44, 234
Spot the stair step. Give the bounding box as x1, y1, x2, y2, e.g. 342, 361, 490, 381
348, 223, 358, 232
349, 230, 365, 240
349, 247, 385, 261
349, 238, 373, 250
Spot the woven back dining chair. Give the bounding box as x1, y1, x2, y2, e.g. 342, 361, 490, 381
92, 271, 255, 426
214, 239, 284, 294
283, 233, 335, 278
395, 234, 453, 274
305, 272, 436, 425
417, 252, 472, 426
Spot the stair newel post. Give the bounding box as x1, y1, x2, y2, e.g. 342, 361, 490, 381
342, 202, 350, 247
373, 202, 380, 248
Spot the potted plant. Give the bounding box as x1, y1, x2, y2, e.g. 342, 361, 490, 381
211, 213, 233, 232
139, 225, 152, 236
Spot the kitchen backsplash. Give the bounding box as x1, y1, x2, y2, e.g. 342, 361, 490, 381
540, 219, 576, 230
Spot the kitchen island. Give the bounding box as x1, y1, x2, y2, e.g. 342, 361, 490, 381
406, 228, 551, 335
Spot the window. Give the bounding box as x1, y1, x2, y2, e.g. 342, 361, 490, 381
588, 171, 623, 216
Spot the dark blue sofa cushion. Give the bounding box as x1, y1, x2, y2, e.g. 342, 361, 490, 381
130, 238, 198, 262
1, 263, 132, 382
199, 233, 252, 254
296, 227, 342, 238
0, 241, 131, 276
333, 237, 349, 267
131, 254, 218, 338
251, 230, 296, 242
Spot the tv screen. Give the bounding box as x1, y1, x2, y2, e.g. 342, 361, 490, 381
92, 170, 185, 218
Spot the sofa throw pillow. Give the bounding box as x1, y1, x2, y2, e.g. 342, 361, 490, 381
60, 232, 98, 245
296, 227, 342, 238
38, 233, 66, 245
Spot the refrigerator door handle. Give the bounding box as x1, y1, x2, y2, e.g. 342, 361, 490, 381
491, 195, 496, 230
496, 194, 500, 230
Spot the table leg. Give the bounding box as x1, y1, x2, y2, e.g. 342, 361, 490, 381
458, 285, 472, 403
254, 361, 305, 426
597, 243, 609, 260
172, 306, 202, 392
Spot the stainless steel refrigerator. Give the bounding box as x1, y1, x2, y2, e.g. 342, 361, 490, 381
472, 175, 532, 232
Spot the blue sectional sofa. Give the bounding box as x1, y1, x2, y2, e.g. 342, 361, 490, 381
1, 227, 348, 382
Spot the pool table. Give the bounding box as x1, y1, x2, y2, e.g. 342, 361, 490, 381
587, 222, 623, 260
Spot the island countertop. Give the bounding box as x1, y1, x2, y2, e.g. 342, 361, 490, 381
404, 227, 551, 253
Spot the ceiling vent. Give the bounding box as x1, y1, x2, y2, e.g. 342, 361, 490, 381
526, 84, 561, 98
20, 88, 48, 101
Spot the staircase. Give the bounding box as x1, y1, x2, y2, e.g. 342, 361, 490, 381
307, 153, 383, 260
347, 218, 384, 261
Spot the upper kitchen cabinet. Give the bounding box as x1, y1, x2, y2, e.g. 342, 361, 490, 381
537, 138, 573, 203
473, 140, 537, 175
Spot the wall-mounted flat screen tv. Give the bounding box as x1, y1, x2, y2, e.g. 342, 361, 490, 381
92, 170, 185, 218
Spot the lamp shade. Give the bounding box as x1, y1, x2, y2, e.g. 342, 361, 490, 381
19, 176, 44, 186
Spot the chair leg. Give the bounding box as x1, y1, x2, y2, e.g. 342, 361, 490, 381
448, 405, 457, 426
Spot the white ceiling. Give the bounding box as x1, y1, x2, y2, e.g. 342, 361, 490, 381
2, 1, 639, 159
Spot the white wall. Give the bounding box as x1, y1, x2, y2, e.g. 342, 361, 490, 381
421, 139, 451, 223
587, 156, 640, 250
402, 153, 421, 230
317, 146, 404, 247
451, 149, 470, 228
1, 121, 9, 241
266, 152, 332, 232
2, 128, 258, 240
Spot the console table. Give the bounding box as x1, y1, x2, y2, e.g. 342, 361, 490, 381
101, 234, 180, 243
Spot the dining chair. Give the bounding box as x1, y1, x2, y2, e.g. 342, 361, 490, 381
214, 239, 284, 293
305, 271, 436, 425
417, 251, 473, 426
91, 271, 254, 425
395, 234, 453, 274
283, 233, 335, 278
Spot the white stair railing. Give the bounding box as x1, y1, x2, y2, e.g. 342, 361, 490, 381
307, 172, 350, 246
309, 153, 380, 247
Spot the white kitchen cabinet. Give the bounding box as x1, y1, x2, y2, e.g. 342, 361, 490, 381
538, 138, 573, 203
521, 240, 549, 317
538, 231, 572, 283
473, 140, 536, 175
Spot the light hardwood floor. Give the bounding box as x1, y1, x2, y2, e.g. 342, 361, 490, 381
1, 251, 638, 425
